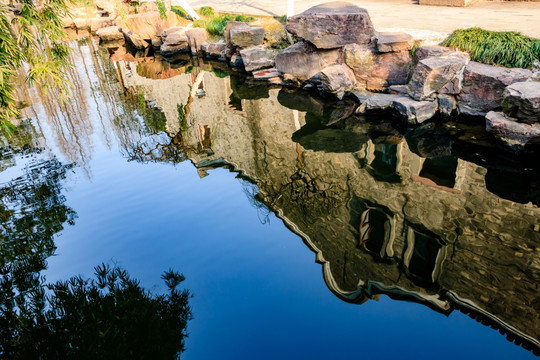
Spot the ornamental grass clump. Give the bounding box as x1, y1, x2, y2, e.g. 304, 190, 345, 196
442, 27, 540, 69
193, 7, 254, 36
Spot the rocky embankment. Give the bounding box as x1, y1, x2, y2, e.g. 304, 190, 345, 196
72, 1, 540, 152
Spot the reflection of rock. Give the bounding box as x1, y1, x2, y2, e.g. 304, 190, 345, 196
115, 61, 540, 355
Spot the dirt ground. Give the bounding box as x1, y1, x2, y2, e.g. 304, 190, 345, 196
187, 0, 540, 38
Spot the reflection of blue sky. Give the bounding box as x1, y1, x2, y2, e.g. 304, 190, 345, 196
43, 152, 535, 359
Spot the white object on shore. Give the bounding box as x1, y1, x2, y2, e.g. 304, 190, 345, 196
287, 0, 295, 18
171, 0, 200, 20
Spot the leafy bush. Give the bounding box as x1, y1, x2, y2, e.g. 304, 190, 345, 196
442, 27, 540, 68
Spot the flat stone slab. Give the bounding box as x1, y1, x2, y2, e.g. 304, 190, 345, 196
501, 81, 540, 124
352, 92, 437, 124
375, 32, 414, 53
286, 2, 375, 49
253, 68, 282, 81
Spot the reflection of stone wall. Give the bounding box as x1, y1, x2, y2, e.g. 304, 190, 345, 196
117, 65, 539, 351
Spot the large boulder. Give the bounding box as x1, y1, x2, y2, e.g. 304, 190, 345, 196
320, 64, 356, 100
344, 44, 411, 91
239, 46, 276, 72
486, 111, 540, 148
229, 25, 265, 48
119, 12, 182, 40
201, 41, 228, 61
501, 81, 540, 124
186, 28, 208, 55
96, 26, 124, 41
458, 62, 532, 116
286, 2, 375, 49
275, 41, 342, 81
375, 32, 414, 53
407, 53, 469, 100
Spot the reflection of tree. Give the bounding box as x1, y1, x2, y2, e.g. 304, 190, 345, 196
1, 263, 192, 359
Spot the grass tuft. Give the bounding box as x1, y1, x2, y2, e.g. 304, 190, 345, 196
193, 13, 254, 36
199, 6, 215, 17
442, 27, 540, 69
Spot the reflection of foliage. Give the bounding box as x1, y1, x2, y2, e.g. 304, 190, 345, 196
242, 181, 271, 224
210, 67, 229, 78
0, 157, 76, 265
0, 263, 192, 359
178, 103, 187, 133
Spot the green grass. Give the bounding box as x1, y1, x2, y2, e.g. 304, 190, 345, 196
171, 6, 188, 19
199, 6, 215, 17
193, 13, 254, 36
442, 27, 540, 69
156, 0, 167, 20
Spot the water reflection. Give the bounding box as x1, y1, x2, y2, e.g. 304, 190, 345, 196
3, 38, 540, 356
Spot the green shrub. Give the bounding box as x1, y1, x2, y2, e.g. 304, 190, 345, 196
442, 27, 540, 68
199, 6, 215, 17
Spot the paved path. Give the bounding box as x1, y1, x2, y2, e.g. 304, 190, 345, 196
188, 0, 540, 38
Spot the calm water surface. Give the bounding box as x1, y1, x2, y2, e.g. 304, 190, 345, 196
1, 37, 539, 359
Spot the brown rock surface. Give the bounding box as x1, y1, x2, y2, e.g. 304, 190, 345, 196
186, 28, 208, 55
344, 44, 411, 91
230, 26, 265, 48
486, 111, 540, 146
407, 54, 469, 100
96, 26, 124, 41
275, 41, 342, 81
286, 2, 375, 49
320, 64, 356, 100
459, 62, 532, 116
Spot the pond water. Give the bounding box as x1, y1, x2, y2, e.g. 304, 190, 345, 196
1, 37, 539, 359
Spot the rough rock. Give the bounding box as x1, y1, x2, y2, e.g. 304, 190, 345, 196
73, 18, 90, 30
459, 62, 532, 116
160, 32, 189, 56
407, 53, 469, 100
201, 41, 228, 61
286, 2, 375, 49
225, 21, 249, 47
393, 97, 438, 124
151, 36, 163, 49
239, 46, 276, 72
119, 12, 182, 40
320, 64, 356, 100
125, 32, 150, 50
275, 41, 342, 81
413, 45, 453, 64
501, 81, 540, 124
96, 26, 124, 41
186, 28, 208, 55
486, 111, 540, 147
230, 26, 265, 48
375, 32, 414, 53
160, 27, 185, 40
90, 16, 116, 33
438, 94, 457, 116
343, 44, 411, 91
94, 0, 117, 15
